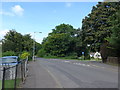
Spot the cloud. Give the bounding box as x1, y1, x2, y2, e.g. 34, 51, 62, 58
0, 29, 9, 40
12, 5, 24, 16
65, 3, 72, 7
0, 5, 24, 16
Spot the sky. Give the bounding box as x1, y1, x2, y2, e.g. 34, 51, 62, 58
0, 2, 100, 44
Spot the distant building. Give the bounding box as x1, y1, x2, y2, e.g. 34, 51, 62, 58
94, 52, 101, 59
90, 52, 95, 58
90, 52, 101, 59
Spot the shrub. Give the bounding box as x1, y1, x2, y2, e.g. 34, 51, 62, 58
66, 52, 78, 59
37, 48, 46, 57
20, 51, 30, 59
2, 51, 16, 56
78, 55, 85, 60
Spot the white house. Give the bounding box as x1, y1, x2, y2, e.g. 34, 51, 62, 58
90, 52, 101, 59
94, 52, 101, 59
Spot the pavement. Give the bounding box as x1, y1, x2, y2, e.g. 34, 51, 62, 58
21, 60, 59, 88
22, 58, 118, 88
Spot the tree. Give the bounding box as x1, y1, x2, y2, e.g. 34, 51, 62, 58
42, 24, 77, 57
49, 23, 76, 36
22, 34, 33, 53
2, 51, 16, 56
2, 30, 41, 58
43, 33, 71, 57
2, 30, 23, 53
107, 10, 120, 57
74, 28, 87, 57
81, 2, 120, 52
35, 42, 42, 55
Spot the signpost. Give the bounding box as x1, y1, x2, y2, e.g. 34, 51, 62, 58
33, 32, 42, 61
82, 52, 85, 60
82, 52, 84, 55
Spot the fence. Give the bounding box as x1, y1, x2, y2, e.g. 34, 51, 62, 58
0, 58, 28, 90
107, 57, 119, 64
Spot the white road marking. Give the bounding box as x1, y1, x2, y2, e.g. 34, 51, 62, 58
64, 61, 70, 63
91, 65, 105, 68
86, 65, 90, 66
73, 63, 91, 67
43, 66, 63, 88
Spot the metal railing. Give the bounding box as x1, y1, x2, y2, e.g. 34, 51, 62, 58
0, 58, 28, 90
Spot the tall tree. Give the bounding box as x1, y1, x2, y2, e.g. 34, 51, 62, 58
107, 10, 120, 57
2, 30, 23, 53
49, 23, 76, 36
22, 34, 33, 52
42, 24, 77, 57
81, 2, 120, 52
2, 30, 41, 57
43, 33, 71, 57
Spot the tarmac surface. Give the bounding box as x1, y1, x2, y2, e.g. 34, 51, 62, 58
22, 58, 118, 88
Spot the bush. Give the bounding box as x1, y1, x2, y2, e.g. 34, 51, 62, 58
78, 55, 85, 60
2, 51, 16, 56
37, 48, 46, 57
66, 52, 78, 59
0, 45, 2, 57
44, 54, 58, 58
20, 51, 30, 59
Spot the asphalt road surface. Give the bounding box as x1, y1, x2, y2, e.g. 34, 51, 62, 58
22, 58, 118, 88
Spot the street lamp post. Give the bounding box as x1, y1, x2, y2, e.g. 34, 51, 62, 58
0, 41, 2, 58
33, 32, 42, 61
87, 44, 91, 60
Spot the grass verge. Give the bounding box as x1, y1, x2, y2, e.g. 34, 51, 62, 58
0, 80, 2, 90
4, 79, 15, 88
3, 78, 21, 89
41, 56, 102, 61
106, 62, 118, 67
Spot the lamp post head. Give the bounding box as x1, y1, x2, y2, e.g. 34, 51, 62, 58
34, 32, 42, 33
87, 44, 90, 47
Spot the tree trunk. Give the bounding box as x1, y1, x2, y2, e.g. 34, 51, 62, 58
100, 42, 108, 63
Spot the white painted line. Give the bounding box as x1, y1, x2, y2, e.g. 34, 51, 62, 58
86, 65, 90, 66
77, 63, 82, 65
64, 61, 70, 63
73, 62, 91, 67
82, 64, 85, 66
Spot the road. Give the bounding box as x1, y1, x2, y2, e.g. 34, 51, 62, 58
22, 58, 118, 88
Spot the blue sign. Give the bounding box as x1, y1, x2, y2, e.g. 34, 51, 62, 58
82, 52, 84, 55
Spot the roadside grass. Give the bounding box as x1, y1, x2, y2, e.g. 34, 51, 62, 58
43, 56, 79, 60
28, 59, 32, 61
42, 56, 119, 67
16, 78, 21, 88
105, 62, 119, 67
4, 79, 15, 88
42, 56, 102, 61
0, 80, 2, 90
4, 78, 21, 89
